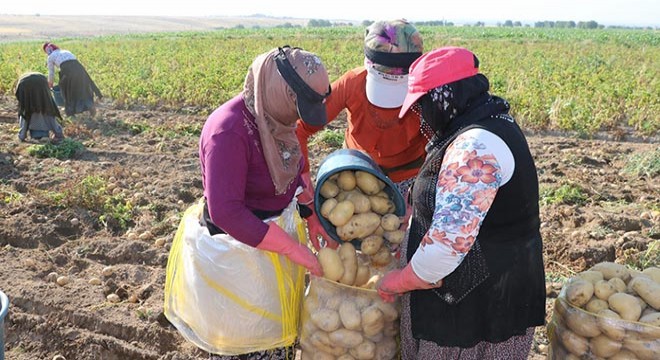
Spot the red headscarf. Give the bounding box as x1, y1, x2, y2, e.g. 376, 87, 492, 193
42, 42, 59, 55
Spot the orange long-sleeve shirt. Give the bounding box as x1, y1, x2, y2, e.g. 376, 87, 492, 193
296, 67, 427, 183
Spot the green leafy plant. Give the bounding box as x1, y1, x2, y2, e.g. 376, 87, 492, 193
27, 138, 85, 159
623, 240, 659, 271
540, 183, 588, 206
2, 189, 23, 204
621, 149, 660, 178
310, 129, 344, 149
53, 175, 135, 231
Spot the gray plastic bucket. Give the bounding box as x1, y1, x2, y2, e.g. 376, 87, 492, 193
0, 290, 8, 360
52, 85, 64, 107
314, 149, 406, 246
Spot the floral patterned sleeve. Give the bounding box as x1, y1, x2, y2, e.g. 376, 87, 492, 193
410, 128, 514, 283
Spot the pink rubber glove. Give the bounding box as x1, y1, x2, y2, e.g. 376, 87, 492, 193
306, 210, 338, 250
377, 263, 442, 303
298, 172, 315, 205
257, 222, 323, 276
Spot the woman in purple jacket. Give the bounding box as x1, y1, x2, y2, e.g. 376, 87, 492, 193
198, 46, 331, 360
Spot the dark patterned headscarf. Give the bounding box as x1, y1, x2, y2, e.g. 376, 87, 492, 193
416, 74, 509, 147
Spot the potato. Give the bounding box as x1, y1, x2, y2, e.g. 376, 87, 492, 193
360, 235, 384, 256
585, 298, 609, 314
320, 198, 338, 218
373, 225, 385, 236
301, 348, 334, 360
305, 295, 321, 313
336, 212, 382, 241
325, 294, 344, 310
355, 171, 381, 195
565, 278, 595, 307
596, 309, 626, 341
311, 309, 342, 332
383, 230, 405, 245
641, 266, 660, 283
564, 305, 601, 337
370, 246, 394, 267
608, 292, 642, 321
337, 170, 357, 191
369, 196, 395, 215
380, 214, 400, 232
336, 189, 362, 202
374, 299, 399, 322
637, 312, 660, 339
590, 334, 622, 358
639, 312, 660, 327
337, 355, 357, 360
559, 327, 589, 356
320, 180, 340, 198
329, 329, 364, 349
329, 200, 356, 227
590, 262, 631, 282
630, 276, 660, 310
383, 320, 399, 337
349, 340, 376, 360
346, 192, 371, 213
623, 336, 660, 360
354, 292, 373, 309
365, 274, 381, 290
608, 277, 627, 293
594, 279, 617, 300
634, 296, 647, 312
374, 191, 389, 199
310, 331, 347, 356
339, 301, 362, 330
608, 349, 639, 360
576, 270, 605, 284
374, 338, 397, 360
338, 243, 358, 286
354, 265, 371, 287
318, 248, 344, 282
365, 332, 384, 343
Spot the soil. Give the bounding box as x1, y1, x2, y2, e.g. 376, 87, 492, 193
0, 96, 658, 360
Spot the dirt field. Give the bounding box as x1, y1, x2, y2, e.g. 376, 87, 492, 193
0, 16, 659, 360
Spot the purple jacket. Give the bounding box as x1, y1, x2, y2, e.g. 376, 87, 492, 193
199, 94, 303, 246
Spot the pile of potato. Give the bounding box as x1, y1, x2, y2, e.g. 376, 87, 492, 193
300, 275, 400, 360
318, 170, 405, 266
548, 262, 660, 359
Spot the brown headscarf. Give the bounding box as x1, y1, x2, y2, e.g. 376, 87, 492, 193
243, 47, 330, 195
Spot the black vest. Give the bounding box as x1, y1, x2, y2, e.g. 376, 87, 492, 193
406, 112, 546, 348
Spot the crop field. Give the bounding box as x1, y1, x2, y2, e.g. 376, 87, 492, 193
1, 26, 658, 136
0, 23, 658, 359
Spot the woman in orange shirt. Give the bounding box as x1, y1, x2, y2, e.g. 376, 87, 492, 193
296, 19, 426, 247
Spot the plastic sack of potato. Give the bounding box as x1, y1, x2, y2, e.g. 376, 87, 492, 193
163, 198, 306, 355
547, 264, 660, 360
300, 275, 400, 360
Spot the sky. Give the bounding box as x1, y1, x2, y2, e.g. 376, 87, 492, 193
2, 0, 658, 27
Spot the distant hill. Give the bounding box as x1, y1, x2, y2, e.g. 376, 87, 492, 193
0, 14, 311, 42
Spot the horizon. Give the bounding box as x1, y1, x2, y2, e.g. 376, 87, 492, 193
2, 0, 659, 28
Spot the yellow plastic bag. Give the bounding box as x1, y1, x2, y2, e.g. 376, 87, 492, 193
164, 198, 307, 355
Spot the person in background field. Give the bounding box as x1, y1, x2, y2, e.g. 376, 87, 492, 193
296, 19, 426, 248
15, 72, 65, 143
199, 46, 331, 360
376, 47, 546, 359
43, 42, 102, 117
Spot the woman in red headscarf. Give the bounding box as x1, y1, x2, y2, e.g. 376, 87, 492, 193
377, 47, 546, 359
42, 42, 102, 117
